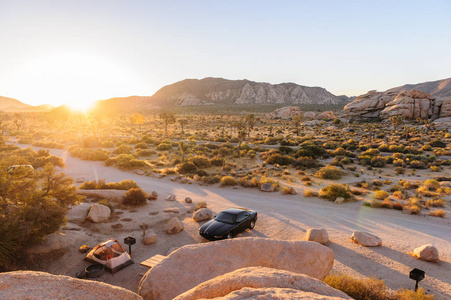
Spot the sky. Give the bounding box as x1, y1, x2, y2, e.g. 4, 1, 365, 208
0, 0, 450, 108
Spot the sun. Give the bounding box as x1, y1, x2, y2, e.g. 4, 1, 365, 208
66, 100, 95, 112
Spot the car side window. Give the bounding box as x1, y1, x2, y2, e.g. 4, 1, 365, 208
237, 212, 249, 223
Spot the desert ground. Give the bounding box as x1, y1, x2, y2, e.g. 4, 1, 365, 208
19, 143, 451, 299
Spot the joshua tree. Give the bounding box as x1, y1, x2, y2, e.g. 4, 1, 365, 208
159, 112, 176, 136
245, 114, 257, 139
389, 115, 404, 131
130, 113, 146, 132
220, 113, 231, 136
237, 129, 247, 156
292, 113, 304, 136
13, 113, 23, 132
178, 118, 188, 134
179, 141, 189, 162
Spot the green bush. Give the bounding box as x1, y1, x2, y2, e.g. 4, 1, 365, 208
156, 143, 172, 151
319, 184, 353, 201
265, 153, 295, 165
135, 142, 149, 149
370, 156, 386, 168
113, 145, 133, 154
122, 188, 147, 206
177, 162, 198, 174
210, 157, 224, 166
79, 179, 139, 190
315, 166, 344, 179
220, 176, 237, 187
189, 156, 211, 168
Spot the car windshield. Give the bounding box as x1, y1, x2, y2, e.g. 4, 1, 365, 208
215, 212, 236, 224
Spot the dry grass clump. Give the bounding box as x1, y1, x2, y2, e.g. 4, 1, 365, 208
428, 209, 446, 218
374, 190, 389, 200
315, 165, 344, 180
319, 184, 353, 201
425, 199, 446, 208
79, 179, 139, 190
304, 189, 318, 197
324, 273, 434, 300
122, 188, 148, 206
220, 175, 237, 187
281, 186, 296, 195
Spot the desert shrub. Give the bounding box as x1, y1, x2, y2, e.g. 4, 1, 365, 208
425, 199, 446, 207
429, 139, 446, 148
324, 273, 433, 300
122, 188, 147, 206
265, 153, 295, 165
303, 189, 318, 197
423, 179, 440, 190
201, 175, 221, 184
389, 145, 405, 153
361, 149, 380, 157
281, 186, 296, 195
113, 145, 132, 154
278, 146, 294, 154
378, 144, 389, 152
135, 142, 149, 149
393, 159, 405, 167
374, 190, 389, 200
79, 179, 139, 190
429, 209, 446, 218
106, 154, 135, 169
410, 160, 426, 169
405, 146, 422, 155
293, 156, 321, 169
32, 141, 65, 149
177, 162, 198, 174
295, 141, 326, 159
315, 166, 344, 180
210, 157, 224, 166
69, 146, 110, 161
370, 156, 386, 167
32, 155, 65, 168
421, 144, 432, 151
392, 191, 403, 199
220, 176, 237, 187
189, 156, 211, 168
407, 205, 421, 214
101, 141, 115, 148
156, 143, 172, 151
135, 149, 154, 157
319, 184, 353, 201
430, 166, 440, 172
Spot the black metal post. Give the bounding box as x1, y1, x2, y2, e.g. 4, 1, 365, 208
415, 280, 419, 292
128, 244, 132, 255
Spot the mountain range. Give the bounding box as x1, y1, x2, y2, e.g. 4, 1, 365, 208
1, 77, 450, 113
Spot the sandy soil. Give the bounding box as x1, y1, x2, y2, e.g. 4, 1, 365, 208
20, 145, 451, 299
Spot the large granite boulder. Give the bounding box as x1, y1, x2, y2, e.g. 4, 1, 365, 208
433, 116, 451, 130
269, 106, 303, 119
138, 238, 334, 300
87, 204, 111, 223
343, 90, 396, 119
306, 228, 329, 245
174, 267, 350, 300
351, 231, 382, 247
304, 111, 316, 120
208, 287, 351, 299
318, 111, 335, 120
0, 271, 142, 299
380, 90, 433, 120
192, 208, 214, 222
413, 244, 439, 262
433, 97, 451, 118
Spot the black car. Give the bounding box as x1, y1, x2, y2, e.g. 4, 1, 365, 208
199, 208, 257, 240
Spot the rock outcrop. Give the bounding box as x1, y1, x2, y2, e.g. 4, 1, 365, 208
149, 78, 344, 106
344, 87, 451, 126
351, 231, 382, 247
207, 287, 350, 299
306, 228, 329, 245
269, 106, 303, 119
138, 238, 334, 300
174, 267, 350, 300
0, 271, 142, 299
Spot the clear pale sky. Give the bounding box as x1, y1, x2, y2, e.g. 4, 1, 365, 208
1, 0, 450, 108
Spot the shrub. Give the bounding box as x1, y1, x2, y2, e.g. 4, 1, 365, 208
423, 179, 440, 190
281, 186, 296, 195
407, 205, 421, 214
210, 157, 224, 166
410, 160, 426, 169
189, 156, 211, 168
265, 153, 295, 165
319, 184, 353, 201
135, 142, 149, 149
135, 149, 154, 157
429, 209, 446, 218
293, 156, 321, 169
79, 179, 139, 190
374, 190, 389, 200
429, 139, 446, 148
425, 199, 446, 207
177, 162, 198, 174
122, 188, 147, 206
315, 166, 344, 180
303, 189, 318, 197
220, 176, 237, 187
112, 145, 132, 154
156, 143, 173, 151
370, 156, 386, 168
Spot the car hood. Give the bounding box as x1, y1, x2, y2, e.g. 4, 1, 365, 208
200, 220, 234, 236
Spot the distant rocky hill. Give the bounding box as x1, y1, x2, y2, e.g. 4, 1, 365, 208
0, 96, 53, 112
148, 77, 345, 106
91, 96, 152, 114
386, 77, 451, 98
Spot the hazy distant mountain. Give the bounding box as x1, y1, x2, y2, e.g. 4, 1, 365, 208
386, 77, 451, 97
148, 77, 345, 106
0, 96, 53, 112
91, 96, 152, 114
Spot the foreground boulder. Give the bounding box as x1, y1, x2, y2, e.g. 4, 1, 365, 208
165, 217, 184, 234
174, 267, 350, 300
192, 208, 213, 222
210, 287, 350, 299
143, 230, 157, 245
138, 238, 334, 300
413, 244, 439, 262
0, 271, 142, 299
87, 204, 111, 223
351, 231, 382, 247
306, 228, 329, 245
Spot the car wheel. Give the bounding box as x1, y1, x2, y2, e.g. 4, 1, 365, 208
249, 220, 256, 229
226, 233, 233, 239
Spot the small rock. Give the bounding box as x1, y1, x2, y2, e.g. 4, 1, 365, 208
75, 177, 84, 183
413, 244, 439, 262
87, 204, 111, 223
195, 202, 207, 211
334, 197, 345, 204
351, 231, 382, 247
260, 183, 275, 192
166, 217, 184, 234
233, 185, 240, 189
164, 207, 180, 214
143, 230, 157, 245
148, 191, 158, 200
134, 169, 145, 175
166, 194, 176, 201
286, 187, 297, 195
192, 208, 214, 222
306, 228, 329, 245
185, 197, 192, 203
